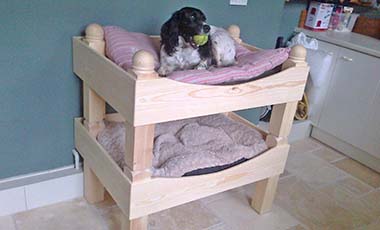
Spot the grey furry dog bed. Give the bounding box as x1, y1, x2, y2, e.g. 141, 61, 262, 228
97, 114, 267, 178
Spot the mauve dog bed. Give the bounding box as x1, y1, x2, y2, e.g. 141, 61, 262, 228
97, 114, 267, 178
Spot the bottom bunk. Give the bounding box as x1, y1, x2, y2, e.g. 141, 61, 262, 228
98, 113, 268, 178
74, 112, 289, 219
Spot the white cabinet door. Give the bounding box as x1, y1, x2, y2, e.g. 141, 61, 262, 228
318, 47, 380, 157
307, 40, 340, 125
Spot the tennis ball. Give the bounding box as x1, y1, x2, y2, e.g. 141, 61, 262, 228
193, 35, 208, 46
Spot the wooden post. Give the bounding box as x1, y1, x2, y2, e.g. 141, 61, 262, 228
227, 24, 242, 44
123, 122, 154, 182
130, 50, 159, 79
83, 23, 106, 204
121, 50, 157, 230
282, 45, 308, 69
83, 23, 106, 136
252, 45, 307, 214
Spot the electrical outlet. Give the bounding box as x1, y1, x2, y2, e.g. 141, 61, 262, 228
230, 0, 248, 6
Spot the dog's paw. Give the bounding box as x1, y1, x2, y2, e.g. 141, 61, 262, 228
158, 67, 169, 76
195, 62, 208, 70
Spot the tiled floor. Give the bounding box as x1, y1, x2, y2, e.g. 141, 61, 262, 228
1, 138, 380, 230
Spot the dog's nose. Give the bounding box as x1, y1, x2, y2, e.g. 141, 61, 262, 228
203, 24, 210, 33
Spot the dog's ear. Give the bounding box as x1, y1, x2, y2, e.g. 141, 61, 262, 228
161, 12, 180, 56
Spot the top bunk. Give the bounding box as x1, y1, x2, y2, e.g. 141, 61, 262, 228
73, 23, 309, 126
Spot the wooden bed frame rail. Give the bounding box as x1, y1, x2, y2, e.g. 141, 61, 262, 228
73, 23, 309, 230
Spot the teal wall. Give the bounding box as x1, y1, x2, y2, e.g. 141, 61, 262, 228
279, 1, 307, 40
0, 0, 285, 180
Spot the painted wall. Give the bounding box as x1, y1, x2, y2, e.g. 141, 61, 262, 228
0, 0, 285, 179
279, 1, 307, 40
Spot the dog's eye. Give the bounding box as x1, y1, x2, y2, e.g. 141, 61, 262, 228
190, 15, 195, 20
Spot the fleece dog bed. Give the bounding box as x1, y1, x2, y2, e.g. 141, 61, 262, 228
103, 26, 290, 85
97, 114, 268, 177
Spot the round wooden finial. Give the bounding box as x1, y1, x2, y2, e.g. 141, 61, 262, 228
289, 45, 307, 62
227, 25, 242, 43
132, 50, 155, 75
85, 23, 104, 41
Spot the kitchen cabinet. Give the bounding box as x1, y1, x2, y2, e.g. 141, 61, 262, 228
296, 28, 380, 172
318, 47, 380, 157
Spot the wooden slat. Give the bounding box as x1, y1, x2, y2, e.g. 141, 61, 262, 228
134, 66, 308, 126
74, 118, 132, 218
73, 37, 136, 124
129, 144, 289, 219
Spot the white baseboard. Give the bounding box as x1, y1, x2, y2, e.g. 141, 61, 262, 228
259, 120, 312, 143
0, 166, 83, 216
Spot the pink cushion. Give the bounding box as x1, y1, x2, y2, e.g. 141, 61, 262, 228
104, 26, 290, 85
103, 26, 160, 70
167, 46, 290, 85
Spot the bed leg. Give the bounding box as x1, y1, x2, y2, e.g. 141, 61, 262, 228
268, 102, 298, 139
251, 102, 297, 214
251, 175, 280, 214
83, 163, 105, 203
121, 215, 148, 230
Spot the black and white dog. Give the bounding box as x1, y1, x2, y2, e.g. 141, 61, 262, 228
158, 7, 236, 76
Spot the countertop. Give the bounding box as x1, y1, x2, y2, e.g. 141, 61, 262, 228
295, 28, 380, 58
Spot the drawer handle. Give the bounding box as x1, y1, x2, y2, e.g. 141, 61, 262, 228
341, 56, 353, 62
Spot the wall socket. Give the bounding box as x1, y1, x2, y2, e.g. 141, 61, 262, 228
230, 0, 248, 6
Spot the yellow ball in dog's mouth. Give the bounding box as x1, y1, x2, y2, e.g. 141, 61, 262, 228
193, 35, 208, 46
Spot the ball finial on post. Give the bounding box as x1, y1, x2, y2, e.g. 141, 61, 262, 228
132, 50, 157, 79
289, 45, 307, 63
85, 23, 105, 55
227, 25, 242, 44
282, 45, 308, 69
85, 23, 104, 41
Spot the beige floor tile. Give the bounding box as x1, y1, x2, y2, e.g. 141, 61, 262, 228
200, 187, 244, 205
285, 224, 307, 230
150, 201, 223, 230
285, 150, 347, 188
334, 177, 373, 197
275, 176, 363, 230
0, 215, 16, 230
205, 189, 300, 230
333, 158, 380, 188
98, 206, 121, 230
289, 138, 323, 155
101, 200, 223, 230
312, 146, 346, 163
204, 224, 227, 230
361, 190, 380, 215
280, 169, 292, 178
356, 216, 380, 230
318, 182, 377, 228
14, 198, 106, 230
93, 191, 116, 210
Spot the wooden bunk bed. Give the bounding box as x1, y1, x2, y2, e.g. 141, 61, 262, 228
72, 23, 309, 230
